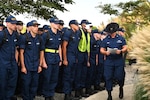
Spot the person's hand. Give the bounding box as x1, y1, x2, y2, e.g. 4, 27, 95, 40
59, 61, 62, 66
21, 67, 27, 74
116, 50, 122, 54
63, 60, 68, 66
106, 51, 111, 56
96, 59, 98, 66
38, 66, 42, 73
42, 62, 48, 69
87, 61, 90, 67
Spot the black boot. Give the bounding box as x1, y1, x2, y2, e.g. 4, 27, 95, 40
74, 90, 81, 100
119, 87, 124, 99
11, 96, 17, 100
85, 87, 93, 95
94, 85, 105, 91
80, 88, 89, 97
45, 97, 50, 100
64, 94, 72, 100
45, 96, 55, 100
107, 91, 112, 100
49, 96, 55, 100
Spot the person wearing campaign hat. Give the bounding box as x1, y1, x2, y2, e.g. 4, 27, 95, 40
19, 20, 44, 100
61, 20, 80, 100
41, 17, 62, 100
0, 15, 18, 100
0, 20, 4, 31
100, 22, 127, 100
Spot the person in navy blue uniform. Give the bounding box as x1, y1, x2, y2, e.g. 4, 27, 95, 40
55, 19, 65, 93
0, 15, 18, 100
100, 22, 127, 100
19, 20, 44, 100
84, 29, 100, 96
118, 27, 128, 67
42, 17, 62, 100
62, 20, 80, 100
0, 20, 4, 31
14, 20, 24, 97
90, 29, 105, 92
58, 20, 64, 32
74, 19, 92, 99
26, 21, 32, 33
43, 25, 50, 33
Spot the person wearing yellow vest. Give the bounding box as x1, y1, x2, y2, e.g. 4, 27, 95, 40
74, 19, 92, 99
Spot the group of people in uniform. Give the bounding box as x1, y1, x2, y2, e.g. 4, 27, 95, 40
0, 15, 127, 100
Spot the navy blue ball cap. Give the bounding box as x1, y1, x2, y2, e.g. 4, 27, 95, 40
16, 20, 23, 25
59, 20, 64, 25
26, 21, 32, 27
80, 19, 92, 25
30, 20, 40, 26
69, 20, 79, 26
105, 22, 119, 34
91, 29, 100, 34
118, 27, 125, 32
43, 25, 49, 30
6, 15, 17, 24
49, 17, 59, 24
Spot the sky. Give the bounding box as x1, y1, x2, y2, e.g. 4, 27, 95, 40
15, 0, 132, 27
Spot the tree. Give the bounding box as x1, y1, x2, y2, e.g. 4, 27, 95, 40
0, 0, 74, 20
97, 0, 150, 38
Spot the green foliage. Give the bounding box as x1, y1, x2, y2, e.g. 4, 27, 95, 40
0, 0, 74, 20
97, 0, 150, 38
134, 85, 149, 100
97, 4, 118, 15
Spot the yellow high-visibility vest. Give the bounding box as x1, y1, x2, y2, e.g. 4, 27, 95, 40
78, 28, 90, 52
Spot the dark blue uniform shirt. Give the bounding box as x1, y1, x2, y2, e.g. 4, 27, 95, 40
19, 32, 44, 71
42, 28, 62, 64
63, 29, 80, 63
0, 28, 18, 68
90, 35, 99, 54
97, 39, 104, 64
101, 34, 126, 66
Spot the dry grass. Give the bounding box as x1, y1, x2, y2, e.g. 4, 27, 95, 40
128, 26, 150, 100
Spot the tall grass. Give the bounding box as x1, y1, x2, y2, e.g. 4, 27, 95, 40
128, 26, 150, 100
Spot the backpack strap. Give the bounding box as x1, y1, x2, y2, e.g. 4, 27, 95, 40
24, 33, 30, 43
0, 30, 8, 47
45, 31, 50, 45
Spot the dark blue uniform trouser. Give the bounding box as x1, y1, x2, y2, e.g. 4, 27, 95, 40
0, 64, 18, 100
85, 55, 95, 88
42, 63, 59, 97
55, 65, 64, 92
104, 65, 125, 91
63, 62, 76, 94
75, 52, 88, 89
21, 71, 39, 100
93, 63, 104, 86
